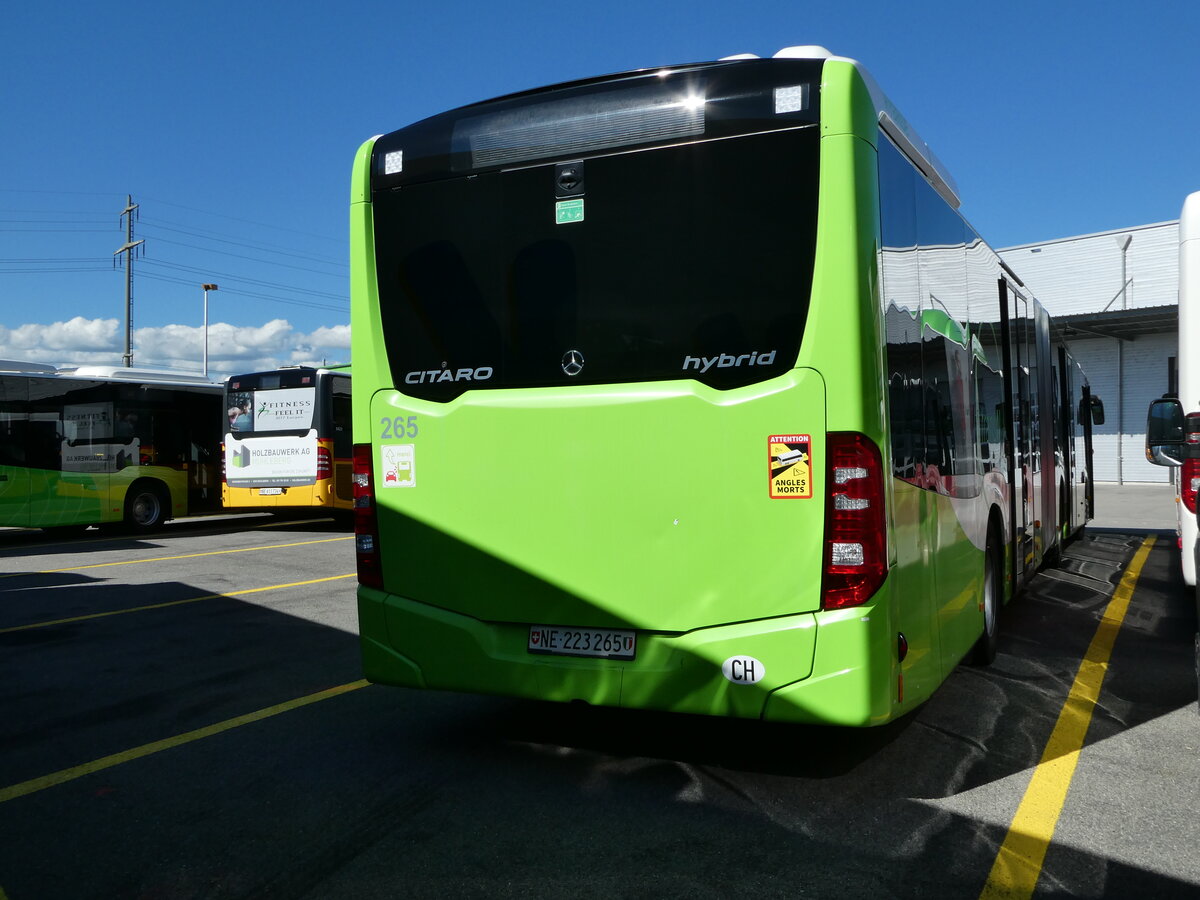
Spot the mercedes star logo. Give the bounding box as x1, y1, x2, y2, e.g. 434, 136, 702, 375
561, 349, 585, 376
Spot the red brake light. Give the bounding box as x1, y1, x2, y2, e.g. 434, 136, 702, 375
317, 445, 332, 479
1183, 457, 1199, 514
353, 443, 383, 588
822, 432, 887, 610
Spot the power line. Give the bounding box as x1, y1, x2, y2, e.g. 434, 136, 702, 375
140, 259, 346, 301
139, 218, 347, 268
137, 271, 348, 313
139, 195, 344, 245
0, 257, 112, 263
0, 195, 352, 322
142, 234, 347, 278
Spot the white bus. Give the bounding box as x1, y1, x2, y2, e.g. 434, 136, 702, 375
1146, 192, 1200, 581
1145, 190, 1200, 706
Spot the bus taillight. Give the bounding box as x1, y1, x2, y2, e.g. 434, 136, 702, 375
353, 443, 383, 588
822, 432, 887, 610
1183, 457, 1200, 514
317, 445, 333, 480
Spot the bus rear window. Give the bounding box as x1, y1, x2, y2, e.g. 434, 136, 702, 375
372, 127, 819, 401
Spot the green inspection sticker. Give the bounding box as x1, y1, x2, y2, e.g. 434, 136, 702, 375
555, 199, 584, 224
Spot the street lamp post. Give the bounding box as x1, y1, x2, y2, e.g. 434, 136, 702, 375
202, 283, 218, 378
1114, 236, 1131, 485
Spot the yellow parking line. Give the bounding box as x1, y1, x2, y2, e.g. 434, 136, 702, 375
257, 517, 336, 528
0, 535, 352, 578
0, 679, 370, 805
979, 534, 1155, 900
0, 574, 356, 633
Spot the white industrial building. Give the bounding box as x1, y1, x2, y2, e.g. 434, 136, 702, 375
998, 219, 1180, 484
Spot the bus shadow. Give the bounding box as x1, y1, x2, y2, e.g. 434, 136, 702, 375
0, 571, 103, 597
442, 531, 1191, 802
0, 514, 351, 560
3, 541, 1195, 899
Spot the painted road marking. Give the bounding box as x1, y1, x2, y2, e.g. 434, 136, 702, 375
0, 535, 353, 577
979, 534, 1156, 900
0, 679, 370, 805
0, 574, 355, 633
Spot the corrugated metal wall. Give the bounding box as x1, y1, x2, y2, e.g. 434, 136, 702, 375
1000, 221, 1178, 315
1066, 333, 1175, 483
998, 220, 1179, 484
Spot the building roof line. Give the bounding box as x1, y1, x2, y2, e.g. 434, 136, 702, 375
1000, 219, 1179, 252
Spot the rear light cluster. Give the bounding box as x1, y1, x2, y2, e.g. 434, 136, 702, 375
822, 432, 887, 610
1184, 414, 1200, 514
317, 445, 333, 480
220, 443, 227, 485
353, 443, 383, 588
1182, 458, 1200, 514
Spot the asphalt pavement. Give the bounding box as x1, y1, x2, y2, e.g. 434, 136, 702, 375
1090, 482, 1177, 532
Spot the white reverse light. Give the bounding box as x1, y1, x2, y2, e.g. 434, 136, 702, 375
832, 542, 865, 566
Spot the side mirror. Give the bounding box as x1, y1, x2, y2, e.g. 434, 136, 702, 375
1088, 395, 1105, 426
1146, 397, 1185, 466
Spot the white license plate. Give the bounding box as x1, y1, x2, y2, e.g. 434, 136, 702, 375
528, 625, 636, 660
258, 487, 283, 496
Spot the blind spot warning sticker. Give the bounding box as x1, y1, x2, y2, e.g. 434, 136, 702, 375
769, 434, 812, 499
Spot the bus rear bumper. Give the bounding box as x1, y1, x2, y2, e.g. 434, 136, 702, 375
359, 588, 896, 724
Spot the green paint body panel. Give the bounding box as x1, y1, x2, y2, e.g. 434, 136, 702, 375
352, 58, 993, 725
369, 372, 826, 633
1, 464, 188, 528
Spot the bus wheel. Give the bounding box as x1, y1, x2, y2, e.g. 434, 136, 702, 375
970, 539, 1000, 666
125, 482, 168, 531
1194, 632, 1199, 716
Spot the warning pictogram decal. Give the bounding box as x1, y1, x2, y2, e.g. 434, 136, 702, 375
769, 434, 812, 499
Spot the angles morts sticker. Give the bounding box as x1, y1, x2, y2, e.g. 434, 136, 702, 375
769, 434, 812, 499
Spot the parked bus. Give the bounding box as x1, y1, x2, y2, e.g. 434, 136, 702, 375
1144, 190, 1200, 705
348, 47, 1102, 725
0, 361, 223, 531
1146, 192, 1200, 583
223, 365, 352, 512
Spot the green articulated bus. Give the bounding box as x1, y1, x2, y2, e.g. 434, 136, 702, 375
349, 46, 1104, 725
0, 361, 224, 532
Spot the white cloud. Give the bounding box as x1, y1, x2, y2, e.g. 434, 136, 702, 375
0, 316, 351, 378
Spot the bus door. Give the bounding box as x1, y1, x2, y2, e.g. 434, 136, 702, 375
1081, 384, 1097, 520
1004, 282, 1036, 585
1034, 305, 1057, 555
1058, 347, 1085, 535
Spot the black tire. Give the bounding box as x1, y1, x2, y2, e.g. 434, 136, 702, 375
43, 524, 90, 538
124, 482, 169, 531
1194, 632, 1199, 717
970, 537, 1001, 666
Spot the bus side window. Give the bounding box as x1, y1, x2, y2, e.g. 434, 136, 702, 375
332, 377, 352, 458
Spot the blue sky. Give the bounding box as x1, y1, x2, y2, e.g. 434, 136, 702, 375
3, 0, 1197, 375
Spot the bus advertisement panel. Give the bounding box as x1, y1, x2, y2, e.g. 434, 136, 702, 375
223, 367, 352, 511
348, 48, 1099, 726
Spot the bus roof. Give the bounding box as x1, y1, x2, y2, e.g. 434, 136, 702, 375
44, 365, 222, 388
722, 45, 961, 209
1182, 190, 1200, 244
0, 359, 57, 374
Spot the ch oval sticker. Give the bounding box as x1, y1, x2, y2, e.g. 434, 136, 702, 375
722, 656, 765, 685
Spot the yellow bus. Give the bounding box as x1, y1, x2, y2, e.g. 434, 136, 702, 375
222, 365, 352, 512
